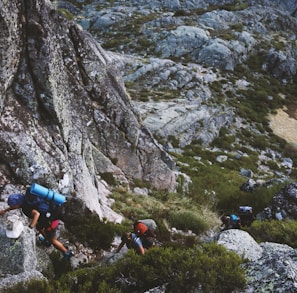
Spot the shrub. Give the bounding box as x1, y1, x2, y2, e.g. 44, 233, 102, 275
100, 172, 117, 185
115, 243, 245, 292
50, 251, 73, 279
96, 244, 245, 293
244, 220, 297, 248
63, 199, 117, 250
5, 244, 245, 293
168, 210, 208, 234
57, 8, 74, 20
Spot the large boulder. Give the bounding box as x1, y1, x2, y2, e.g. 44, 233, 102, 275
216, 229, 297, 292
241, 242, 297, 293
0, 201, 47, 291
216, 229, 263, 261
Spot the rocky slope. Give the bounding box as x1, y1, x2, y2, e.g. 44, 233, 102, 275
59, 0, 297, 173
0, 0, 176, 222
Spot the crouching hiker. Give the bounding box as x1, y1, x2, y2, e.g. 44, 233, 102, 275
116, 232, 145, 255
0, 190, 74, 260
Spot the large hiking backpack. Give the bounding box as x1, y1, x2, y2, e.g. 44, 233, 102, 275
133, 219, 157, 238
25, 184, 65, 221
230, 214, 241, 228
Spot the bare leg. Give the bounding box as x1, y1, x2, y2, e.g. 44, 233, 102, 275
50, 236, 67, 253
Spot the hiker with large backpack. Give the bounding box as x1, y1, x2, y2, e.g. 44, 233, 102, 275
0, 184, 74, 260
116, 219, 157, 255
133, 219, 157, 249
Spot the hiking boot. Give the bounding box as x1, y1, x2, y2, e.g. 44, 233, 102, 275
63, 250, 74, 260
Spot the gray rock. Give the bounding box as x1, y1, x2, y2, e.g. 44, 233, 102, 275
156, 26, 209, 58
268, 182, 297, 219
0, 271, 46, 292
216, 229, 263, 261
0, 0, 176, 225
217, 229, 297, 292
0, 204, 38, 277
241, 242, 297, 293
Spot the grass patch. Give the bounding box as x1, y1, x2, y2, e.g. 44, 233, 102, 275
110, 189, 221, 235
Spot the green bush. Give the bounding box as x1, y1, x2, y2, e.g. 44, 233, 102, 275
49, 251, 73, 279
71, 244, 245, 293
169, 210, 208, 234
68, 213, 117, 250
100, 172, 117, 186
5, 244, 245, 293
244, 220, 297, 248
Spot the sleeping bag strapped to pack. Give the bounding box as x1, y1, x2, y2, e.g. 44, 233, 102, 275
30, 183, 66, 205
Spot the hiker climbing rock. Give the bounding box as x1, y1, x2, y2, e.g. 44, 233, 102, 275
0, 184, 74, 260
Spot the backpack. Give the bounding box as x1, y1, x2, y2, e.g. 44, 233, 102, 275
24, 191, 64, 221
230, 214, 241, 228
134, 220, 156, 238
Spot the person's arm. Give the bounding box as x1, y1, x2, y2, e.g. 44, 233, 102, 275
138, 245, 145, 255
0, 205, 20, 216
134, 237, 145, 255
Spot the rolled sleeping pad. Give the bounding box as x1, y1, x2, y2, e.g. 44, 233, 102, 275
30, 183, 66, 205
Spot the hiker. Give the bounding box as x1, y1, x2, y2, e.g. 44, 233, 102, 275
133, 219, 157, 249
0, 189, 74, 259
116, 232, 145, 255
238, 206, 254, 227
221, 214, 241, 230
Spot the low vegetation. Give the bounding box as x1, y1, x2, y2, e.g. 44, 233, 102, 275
244, 220, 297, 248
3, 243, 246, 293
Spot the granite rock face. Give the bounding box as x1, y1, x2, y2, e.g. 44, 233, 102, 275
0, 0, 176, 223
217, 229, 297, 293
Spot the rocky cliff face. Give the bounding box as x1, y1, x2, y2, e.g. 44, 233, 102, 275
0, 0, 176, 222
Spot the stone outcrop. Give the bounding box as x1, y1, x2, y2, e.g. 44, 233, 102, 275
216, 229, 263, 261
0, 0, 176, 223
259, 182, 297, 220
217, 229, 297, 293
0, 199, 47, 291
